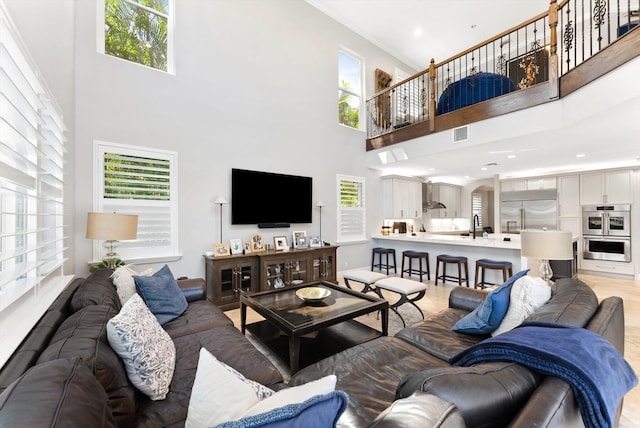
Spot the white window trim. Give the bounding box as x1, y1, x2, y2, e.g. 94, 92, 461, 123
338, 46, 365, 132
92, 141, 180, 265
96, 0, 175, 74
336, 174, 366, 243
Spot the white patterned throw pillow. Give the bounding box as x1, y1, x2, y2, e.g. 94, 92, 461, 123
111, 265, 155, 305
491, 275, 551, 336
107, 294, 176, 400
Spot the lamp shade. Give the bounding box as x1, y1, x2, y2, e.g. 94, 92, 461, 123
316, 200, 326, 207
212, 196, 228, 204
86, 212, 138, 241
520, 230, 573, 260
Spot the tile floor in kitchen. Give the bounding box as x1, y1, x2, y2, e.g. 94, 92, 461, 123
226, 272, 640, 427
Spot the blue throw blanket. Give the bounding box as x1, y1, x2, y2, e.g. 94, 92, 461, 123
450, 322, 637, 428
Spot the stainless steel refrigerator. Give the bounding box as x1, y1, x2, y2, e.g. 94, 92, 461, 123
500, 189, 557, 233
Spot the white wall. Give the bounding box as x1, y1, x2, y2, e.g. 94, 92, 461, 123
65, 0, 414, 278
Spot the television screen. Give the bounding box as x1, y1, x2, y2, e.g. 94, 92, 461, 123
231, 168, 313, 226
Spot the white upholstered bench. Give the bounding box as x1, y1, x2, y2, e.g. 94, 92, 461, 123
342, 270, 388, 293
373, 277, 427, 327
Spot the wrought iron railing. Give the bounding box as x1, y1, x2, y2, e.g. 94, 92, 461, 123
558, 0, 638, 74
366, 0, 638, 140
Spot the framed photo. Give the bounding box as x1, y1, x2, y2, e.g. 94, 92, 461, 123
243, 242, 252, 254
213, 243, 230, 257
296, 236, 308, 249
250, 233, 265, 253
292, 230, 307, 249
309, 235, 322, 248
229, 238, 243, 255
273, 235, 288, 251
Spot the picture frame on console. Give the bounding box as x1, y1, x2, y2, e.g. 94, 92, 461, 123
213, 243, 230, 257
292, 230, 306, 248
229, 239, 243, 255
243, 242, 252, 254
309, 235, 322, 248
250, 233, 265, 253
273, 235, 288, 251
297, 236, 308, 249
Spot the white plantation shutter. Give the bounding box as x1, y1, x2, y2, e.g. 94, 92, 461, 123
472, 193, 483, 227
337, 175, 365, 242
94, 141, 178, 261
0, 3, 67, 312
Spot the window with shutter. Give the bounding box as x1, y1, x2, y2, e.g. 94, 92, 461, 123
0, 4, 67, 313
94, 141, 178, 262
472, 193, 483, 227
337, 175, 366, 243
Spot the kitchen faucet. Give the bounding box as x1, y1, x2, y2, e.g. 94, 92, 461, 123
473, 214, 480, 240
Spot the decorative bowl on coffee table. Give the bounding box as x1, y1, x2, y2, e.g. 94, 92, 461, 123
296, 287, 331, 301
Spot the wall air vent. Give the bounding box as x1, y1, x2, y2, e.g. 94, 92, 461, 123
453, 126, 469, 143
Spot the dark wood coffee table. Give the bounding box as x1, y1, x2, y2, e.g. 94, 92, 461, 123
241, 281, 388, 373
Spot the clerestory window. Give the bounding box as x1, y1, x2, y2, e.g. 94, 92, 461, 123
101, 0, 174, 73
338, 50, 363, 129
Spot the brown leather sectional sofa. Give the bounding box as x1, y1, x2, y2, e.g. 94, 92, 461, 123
0, 269, 625, 428
290, 277, 626, 427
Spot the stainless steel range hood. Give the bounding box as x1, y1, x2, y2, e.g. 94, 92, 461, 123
422, 182, 446, 210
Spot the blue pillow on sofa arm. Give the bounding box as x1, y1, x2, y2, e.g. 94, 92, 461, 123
134, 264, 187, 324
451, 270, 529, 334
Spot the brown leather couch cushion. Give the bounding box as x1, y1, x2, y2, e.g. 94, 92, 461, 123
37, 305, 136, 428
0, 310, 67, 392
70, 269, 122, 313
290, 336, 449, 427
394, 308, 487, 361
134, 324, 283, 427
370, 392, 466, 428
163, 300, 233, 339
526, 278, 598, 326
0, 358, 117, 428
397, 362, 542, 427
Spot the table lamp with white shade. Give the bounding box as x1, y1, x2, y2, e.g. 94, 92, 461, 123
86, 212, 138, 269
520, 230, 573, 283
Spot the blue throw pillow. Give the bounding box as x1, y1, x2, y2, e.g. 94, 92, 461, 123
134, 264, 187, 325
214, 391, 349, 428
452, 269, 529, 334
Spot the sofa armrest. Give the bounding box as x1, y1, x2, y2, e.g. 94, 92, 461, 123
368, 392, 465, 428
448, 286, 488, 312
177, 278, 206, 302
396, 362, 541, 427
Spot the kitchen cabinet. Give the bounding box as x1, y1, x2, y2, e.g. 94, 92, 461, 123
580, 170, 632, 204
526, 177, 556, 190
433, 183, 461, 218
502, 178, 556, 192
558, 175, 580, 217
382, 176, 423, 219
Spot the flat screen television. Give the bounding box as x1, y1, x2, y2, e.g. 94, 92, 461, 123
231, 168, 313, 227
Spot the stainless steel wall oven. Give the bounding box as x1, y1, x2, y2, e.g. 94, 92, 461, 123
582, 204, 631, 262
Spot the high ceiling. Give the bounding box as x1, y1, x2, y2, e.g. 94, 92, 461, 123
306, 0, 640, 183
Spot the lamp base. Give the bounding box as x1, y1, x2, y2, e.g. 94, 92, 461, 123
102, 240, 121, 270
539, 259, 553, 283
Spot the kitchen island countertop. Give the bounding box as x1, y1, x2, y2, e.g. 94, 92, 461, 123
371, 233, 522, 250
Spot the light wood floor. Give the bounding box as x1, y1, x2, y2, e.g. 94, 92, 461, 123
226, 272, 640, 427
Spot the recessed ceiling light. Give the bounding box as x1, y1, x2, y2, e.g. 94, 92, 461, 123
576, 153, 586, 158
463, 175, 470, 179
507, 155, 516, 159
481, 167, 488, 171
414, 27, 422, 37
